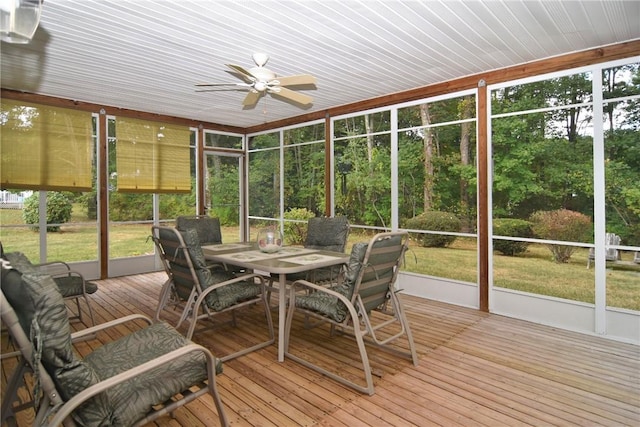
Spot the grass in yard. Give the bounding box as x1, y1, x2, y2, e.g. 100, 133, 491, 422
2, 208, 638, 311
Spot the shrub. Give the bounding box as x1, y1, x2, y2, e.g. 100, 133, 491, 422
529, 209, 591, 263
492, 218, 532, 256
23, 192, 73, 232
108, 192, 152, 221
283, 208, 315, 245
405, 211, 460, 247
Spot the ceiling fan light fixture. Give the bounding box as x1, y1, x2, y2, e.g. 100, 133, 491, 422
196, 54, 315, 109
0, 0, 44, 44
250, 67, 276, 82
252, 52, 270, 67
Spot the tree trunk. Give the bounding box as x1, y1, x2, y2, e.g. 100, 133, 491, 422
365, 114, 373, 163
419, 104, 434, 211
459, 96, 472, 230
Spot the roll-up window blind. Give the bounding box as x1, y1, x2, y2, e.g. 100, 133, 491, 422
0, 100, 93, 191
115, 117, 191, 193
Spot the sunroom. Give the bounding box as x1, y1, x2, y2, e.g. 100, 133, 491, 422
2, 1, 640, 343
0, 0, 640, 425
1, 2, 640, 423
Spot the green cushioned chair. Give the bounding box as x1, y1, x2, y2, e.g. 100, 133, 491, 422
268, 216, 350, 304
151, 225, 274, 361
176, 214, 244, 274
176, 215, 223, 246
0, 259, 228, 427
3, 251, 98, 326
291, 216, 350, 283
283, 231, 418, 395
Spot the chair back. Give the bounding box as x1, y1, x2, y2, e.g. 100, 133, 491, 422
152, 226, 236, 309
605, 232, 621, 260
1, 261, 111, 424
151, 225, 209, 301
345, 231, 408, 313
176, 215, 223, 246
305, 216, 350, 253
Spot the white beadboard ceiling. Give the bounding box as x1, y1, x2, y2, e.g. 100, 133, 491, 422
1, 0, 639, 129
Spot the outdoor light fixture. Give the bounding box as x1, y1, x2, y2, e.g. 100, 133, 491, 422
0, 0, 44, 44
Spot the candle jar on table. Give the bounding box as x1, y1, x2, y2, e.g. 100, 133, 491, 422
257, 227, 283, 253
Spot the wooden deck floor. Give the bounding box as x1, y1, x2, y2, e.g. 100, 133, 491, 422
2, 272, 639, 426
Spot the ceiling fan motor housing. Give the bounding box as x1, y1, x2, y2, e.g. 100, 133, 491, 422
250, 67, 276, 84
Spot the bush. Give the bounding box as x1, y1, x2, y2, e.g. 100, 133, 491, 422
283, 208, 315, 245
405, 211, 460, 247
108, 192, 152, 221
492, 218, 532, 256
23, 192, 73, 232
529, 209, 591, 263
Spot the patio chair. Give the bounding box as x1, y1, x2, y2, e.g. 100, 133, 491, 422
2, 250, 98, 326
176, 214, 243, 273
300, 216, 350, 282
283, 231, 418, 395
151, 225, 274, 361
0, 259, 228, 427
176, 215, 223, 246
267, 216, 350, 304
587, 232, 621, 268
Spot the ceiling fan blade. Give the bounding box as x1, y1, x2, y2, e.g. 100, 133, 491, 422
243, 90, 262, 107
272, 87, 313, 105
274, 74, 317, 86
195, 82, 251, 92
226, 64, 257, 83
195, 83, 246, 87
195, 88, 250, 92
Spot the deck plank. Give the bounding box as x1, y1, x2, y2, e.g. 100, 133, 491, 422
2, 271, 639, 426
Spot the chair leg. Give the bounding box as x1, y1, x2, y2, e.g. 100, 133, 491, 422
66, 295, 96, 327
82, 294, 96, 326
155, 278, 174, 322
218, 293, 275, 362
265, 277, 280, 309
1, 359, 33, 425
230, 309, 237, 327
2, 364, 63, 427
176, 292, 198, 329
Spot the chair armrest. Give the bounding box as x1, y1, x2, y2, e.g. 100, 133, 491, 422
33, 260, 71, 269
205, 263, 226, 272
33, 261, 73, 276
187, 273, 267, 338
70, 314, 153, 341
46, 343, 218, 427
288, 279, 360, 324
289, 279, 348, 301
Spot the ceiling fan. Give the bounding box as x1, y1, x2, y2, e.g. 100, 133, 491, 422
196, 53, 317, 108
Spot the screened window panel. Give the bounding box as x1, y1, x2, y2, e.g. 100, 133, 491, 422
116, 117, 191, 193
0, 100, 93, 191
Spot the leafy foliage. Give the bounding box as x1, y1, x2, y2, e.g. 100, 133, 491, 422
107, 191, 195, 221
529, 209, 592, 263
405, 211, 461, 247
282, 208, 315, 245
493, 218, 533, 256
23, 192, 72, 232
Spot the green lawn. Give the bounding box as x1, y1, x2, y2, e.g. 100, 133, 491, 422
2, 208, 638, 311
